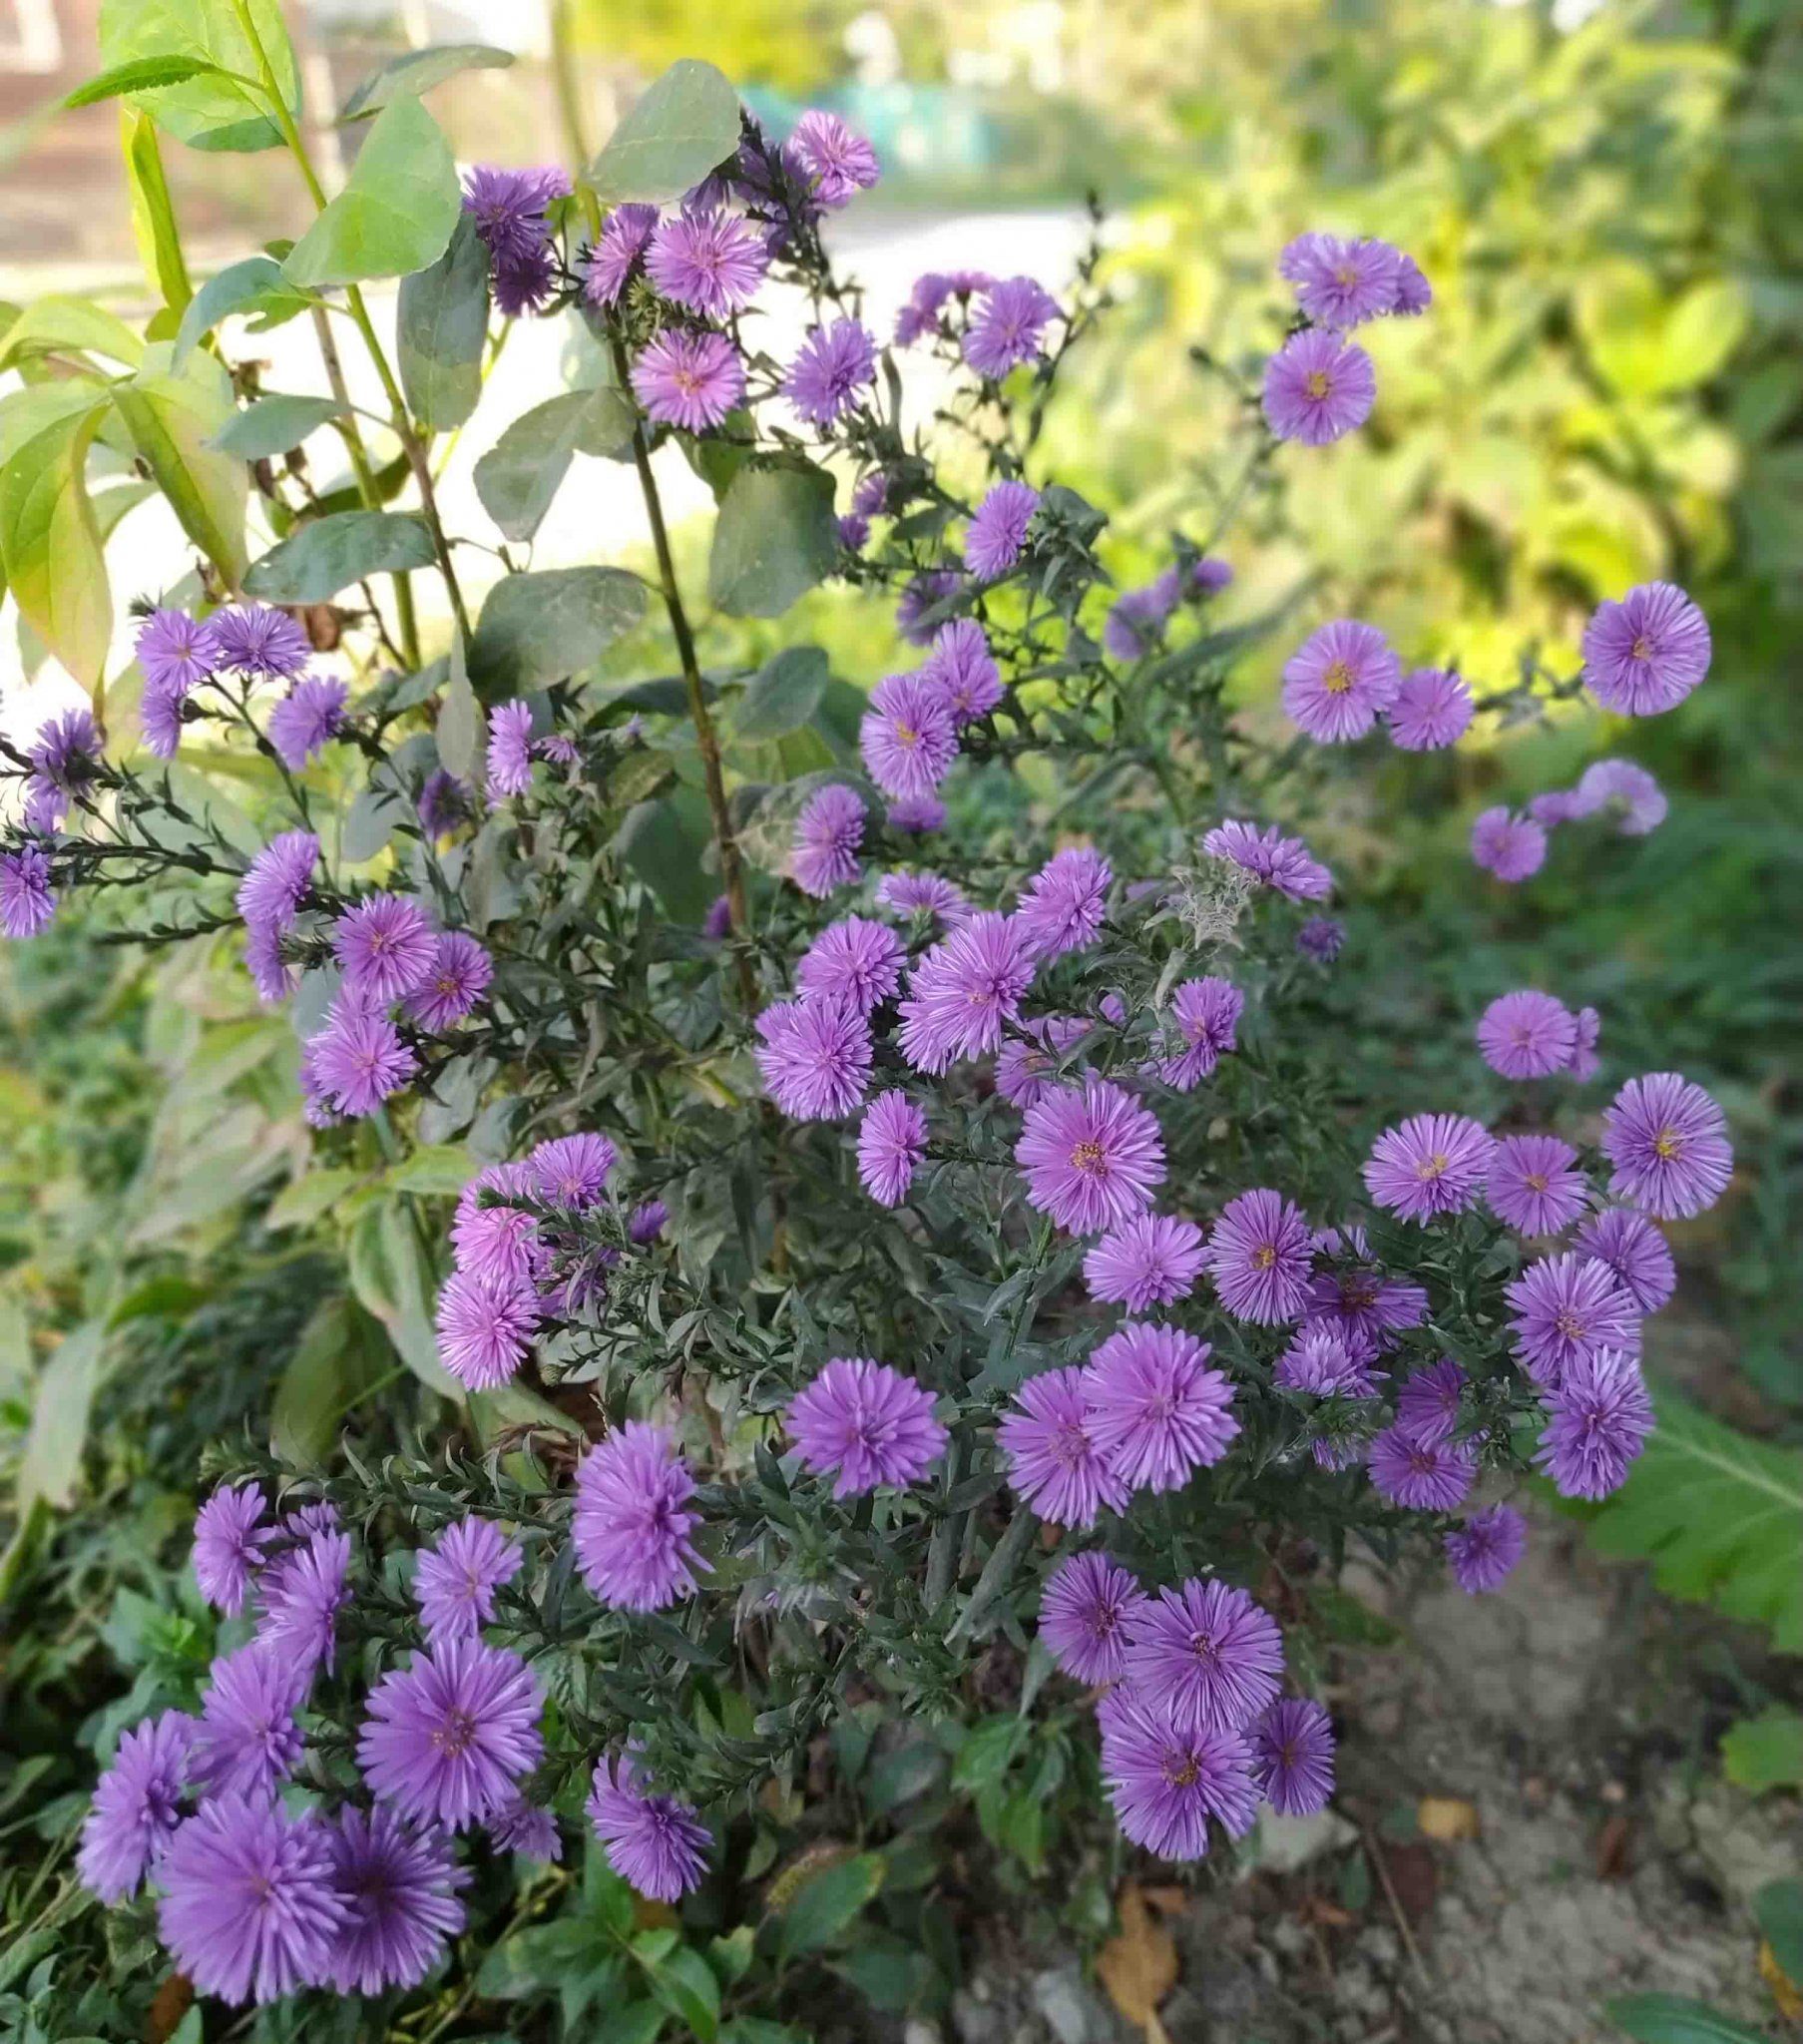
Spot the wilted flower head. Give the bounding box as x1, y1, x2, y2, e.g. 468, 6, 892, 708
1201, 818, 1333, 901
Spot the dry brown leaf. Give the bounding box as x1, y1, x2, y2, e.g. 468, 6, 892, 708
1098, 1880, 1179, 2041
1139, 1884, 1189, 1917
1416, 1794, 1481, 1842
1594, 1810, 1632, 1880
1760, 1939, 1803, 2024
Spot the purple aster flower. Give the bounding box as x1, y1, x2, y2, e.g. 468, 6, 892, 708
529, 1131, 619, 1211
895, 271, 951, 345
487, 1793, 563, 1861
141, 671, 192, 759
417, 768, 471, 840
1123, 1578, 1285, 1735
1287, 234, 1403, 328
1296, 916, 1346, 961
629, 1199, 669, 1245
1081, 1322, 1238, 1493
1536, 1348, 1654, 1500
462, 164, 566, 263
755, 995, 872, 1121
266, 675, 346, 769
235, 828, 317, 937
798, 915, 906, 1013
324, 1805, 467, 1995
1100, 1699, 1258, 1859
1039, 1551, 1143, 1684
487, 700, 535, 800
999, 1365, 1128, 1528
1471, 805, 1548, 882
1303, 1231, 1430, 1351
995, 1015, 1088, 1111
1394, 1358, 1467, 1448
358, 1638, 544, 1831
1574, 1209, 1675, 1313
631, 328, 745, 432
876, 869, 968, 925
1392, 253, 1433, 313
885, 792, 945, 832
1160, 976, 1243, 1091
785, 317, 877, 427
1602, 1072, 1732, 1220
259, 1527, 350, 1675
786, 1356, 946, 1497
1015, 846, 1111, 960
332, 893, 436, 1001
1445, 1504, 1527, 1593
1528, 788, 1582, 828
1505, 1253, 1640, 1389
435, 1270, 539, 1390
306, 1002, 419, 1117
852, 469, 891, 516
584, 202, 659, 304
415, 1517, 523, 1642
838, 511, 869, 550
966, 480, 1039, 580
136, 605, 220, 699
490, 240, 558, 317
895, 568, 963, 645
1477, 989, 1578, 1079
1367, 1425, 1477, 1511
702, 894, 733, 939
158, 1793, 343, 2006
785, 109, 880, 207
1083, 1214, 1207, 1313
451, 1162, 542, 1285
573, 1423, 705, 1611
213, 603, 311, 680
1205, 1189, 1315, 1324
860, 673, 960, 799
646, 210, 767, 317
1274, 1323, 1380, 1397
1201, 818, 1334, 901
1281, 620, 1401, 743
403, 930, 492, 1032
858, 1090, 928, 1206
78, 1711, 195, 1903
26, 708, 98, 804
964, 275, 1060, 379
588, 1754, 711, 1902
791, 783, 865, 896
897, 911, 1038, 1072
193, 1481, 275, 1616
1103, 581, 1178, 662
1576, 758, 1667, 835
1387, 667, 1473, 751
1582, 582, 1710, 716
1363, 1113, 1496, 1222
1488, 1134, 1589, 1236
194, 1643, 305, 1800
1262, 329, 1377, 445
1016, 1078, 1166, 1237
921, 619, 1004, 726
1191, 555, 1234, 596
0, 847, 55, 938
1251, 1698, 1337, 1815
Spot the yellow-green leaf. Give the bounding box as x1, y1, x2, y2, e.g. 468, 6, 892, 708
111, 343, 249, 590
0, 384, 114, 693
284, 98, 461, 289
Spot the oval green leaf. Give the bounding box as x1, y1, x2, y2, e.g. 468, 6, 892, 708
468, 567, 648, 693
284, 98, 461, 289
588, 59, 740, 204
98, 0, 301, 154
472, 389, 638, 542
209, 393, 344, 460
708, 459, 839, 618
0, 386, 114, 693
397, 214, 490, 431
339, 42, 515, 122
243, 510, 436, 603
111, 345, 249, 588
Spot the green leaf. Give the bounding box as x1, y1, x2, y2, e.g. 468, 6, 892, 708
121, 110, 194, 314
589, 2007, 667, 2044
65, 54, 221, 108
209, 393, 344, 460
386, 1145, 474, 1196
721, 2024, 809, 2044
473, 389, 638, 542
270, 1295, 388, 1466
265, 1167, 363, 1232
339, 42, 515, 122
397, 214, 489, 431
615, 789, 713, 923
468, 567, 648, 693
1720, 1708, 1803, 1794
347, 1202, 459, 1397
284, 98, 461, 289
1603, 1994, 1773, 2044
951, 1715, 1026, 1791
1756, 1879, 1803, 1986
775, 1852, 885, 1962
644, 1945, 719, 2042
834, 1938, 937, 2014
436, 636, 483, 779
17, 1321, 105, 1514
588, 60, 740, 204
340, 778, 410, 863
1579, 1389, 1803, 1652
98, 0, 300, 154
111, 343, 249, 589
0, 384, 113, 694
708, 459, 839, 618
174, 255, 312, 369
0, 294, 144, 372
243, 511, 435, 602
732, 645, 829, 742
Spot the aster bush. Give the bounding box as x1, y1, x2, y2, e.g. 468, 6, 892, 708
0, 12, 1751, 2031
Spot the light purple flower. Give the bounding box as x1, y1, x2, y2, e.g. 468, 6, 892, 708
414, 1517, 522, 1642
450, 1162, 542, 1285
267, 675, 347, 769
258, 1528, 351, 1675
136, 606, 220, 699
584, 202, 659, 304
791, 783, 865, 897
876, 869, 968, 925
1392, 253, 1433, 313
1582, 582, 1710, 716
194, 1643, 305, 1801
1445, 1504, 1527, 1593
1476, 989, 1578, 1079
1282, 620, 1401, 743
358, 1638, 544, 1830
1100, 1699, 1258, 1859
1505, 1253, 1640, 1388
1601, 1072, 1732, 1220
632, 328, 745, 432
193, 1482, 275, 1616
1201, 818, 1333, 901
1535, 1349, 1654, 1499
1123, 1578, 1285, 1735
886, 791, 946, 832
1286, 234, 1404, 328
572, 1423, 706, 1611
1262, 329, 1377, 445
1103, 579, 1179, 662
922, 619, 1004, 725
588, 1754, 711, 1902
966, 480, 1039, 580
860, 672, 960, 798
78, 1712, 195, 1903
332, 893, 436, 1001
858, 1090, 927, 1206
1387, 667, 1473, 751
1393, 1357, 1466, 1448
306, 1002, 419, 1117
235, 828, 317, 938
1016, 1078, 1166, 1236
462, 164, 566, 265
324, 1805, 467, 1995
1274, 1324, 1380, 1397
755, 995, 872, 1121
996, 1015, 1088, 1111
529, 1131, 619, 1211
785, 318, 877, 426
403, 930, 492, 1031
646, 210, 768, 317
1039, 1552, 1143, 1684
1082, 1322, 1238, 1493
1574, 1208, 1675, 1313
1471, 805, 1547, 883
998, 1365, 1128, 1528
797, 917, 905, 1012
1576, 758, 1667, 834
1205, 1189, 1314, 1324
963, 276, 1059, 379
1160, 976, 1243, 1091
1487, 1134, 1588, 1236
897, 911, 1037, 1072
0, 847, 55, 938
487, 1793, 563, 1861
1363, 1114, 1495, 1222
785, 109, 879, 207
896, 568, 963, 645
213, 604, 311, 680
435, 1270, 540, 1389
1083, 1214, 1207, 1313
1191, 556, 1234, 595
1367, 1425, 1477, 1511
629, 1199, 669, 1245
1296, 916, 1345, 961
486, 700, 535, 800
1014, 846, 1111, 960
786, 1356, 946, 1497
1251, 1698, 1337, 1815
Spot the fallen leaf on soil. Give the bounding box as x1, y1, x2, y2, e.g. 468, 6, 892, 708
1098, 1880, 1179, 2041
1760, 1940, 1803, 2023
1416, 1795, 1480, 1842
1140, 1885, 1189, 1916
1594, 1811, 1632, 1880
1373, 1838, 1439, 1924
1299, 1896, 1356, 1929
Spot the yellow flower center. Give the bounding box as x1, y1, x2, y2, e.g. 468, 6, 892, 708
1653, 1128, 1682, 1160
1321, 659, 1356, 695
1164, 1754, 1200, 1788
1631, 634, 1653, 661
1525, 1173, 1549, 1193
1304, 370, 1330, 399
1252, 1244, 1277, 1270
1416, 1153, 1449, 1181
1070, 1139, 1107, 1174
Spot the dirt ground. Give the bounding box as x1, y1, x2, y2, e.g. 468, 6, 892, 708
941, 1515, 1795, 2044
